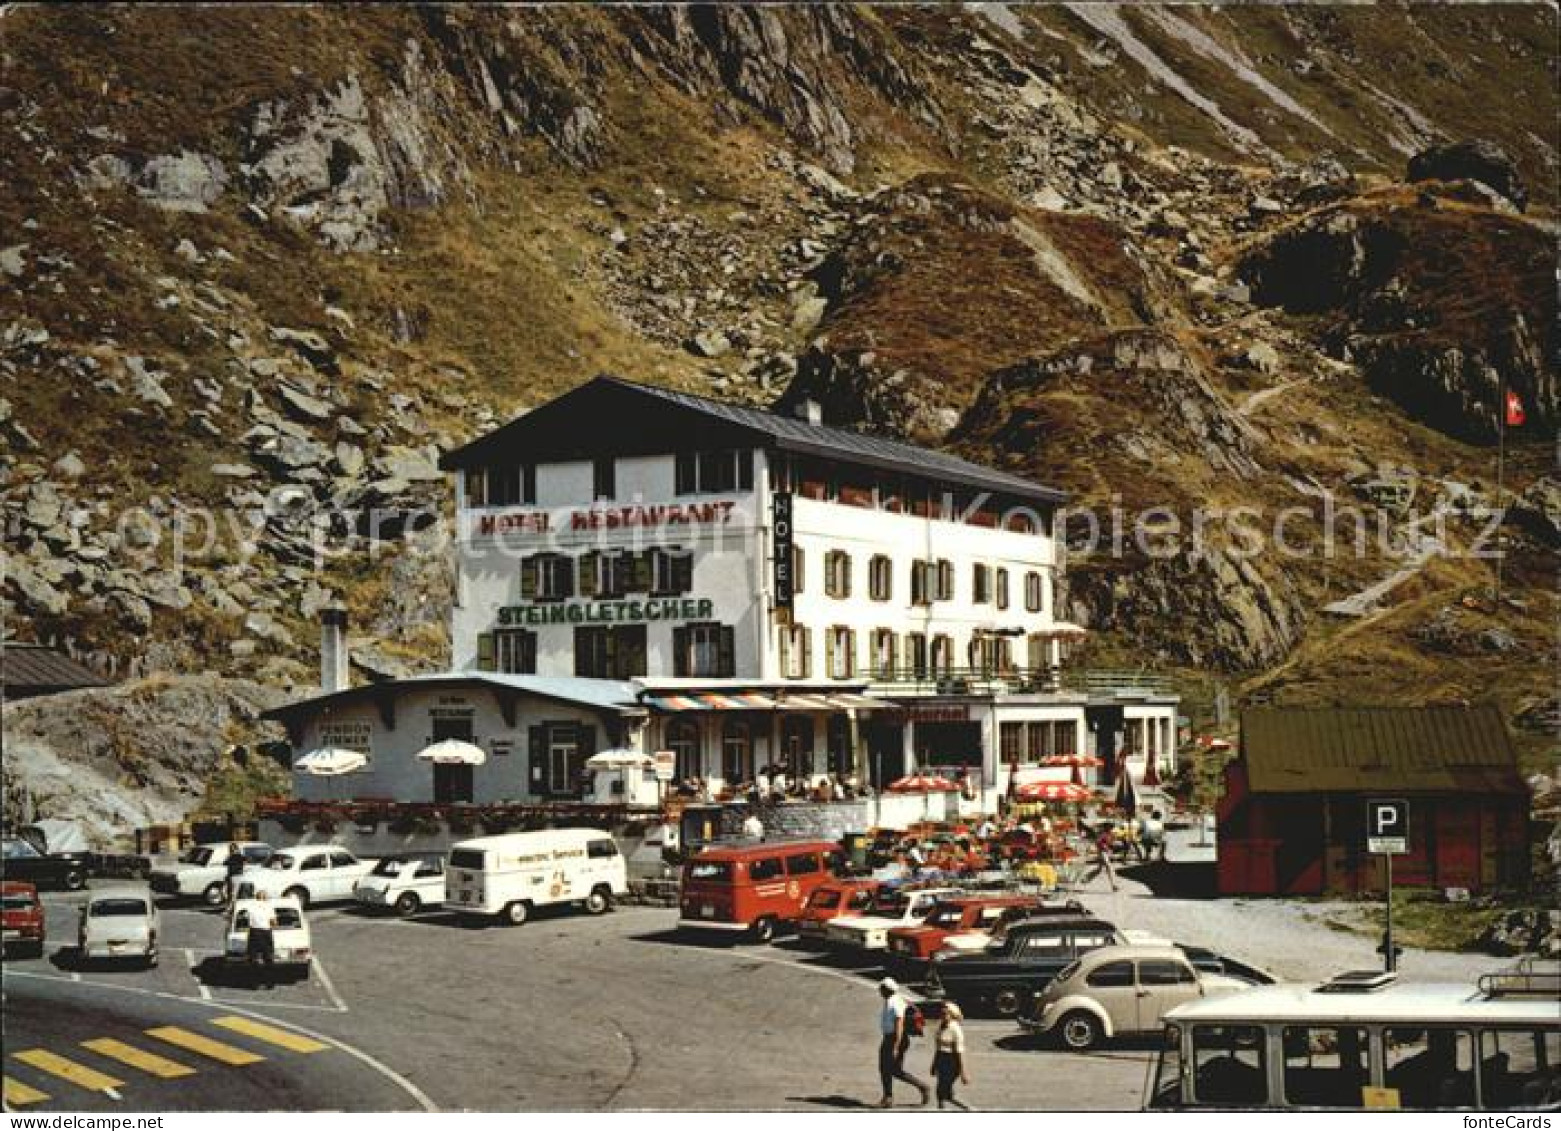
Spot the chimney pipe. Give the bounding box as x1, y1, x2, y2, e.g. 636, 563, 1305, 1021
796, 399, 823, 427
321, 604, 349, 694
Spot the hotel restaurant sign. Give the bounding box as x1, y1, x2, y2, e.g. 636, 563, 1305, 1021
476, 501, 738, 537
499, 597, 717, 627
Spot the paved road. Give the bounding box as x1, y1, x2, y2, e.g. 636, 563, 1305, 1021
3, 885, 1149, 1112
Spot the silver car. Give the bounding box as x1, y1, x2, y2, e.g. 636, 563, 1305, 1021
79, 886, 159, 967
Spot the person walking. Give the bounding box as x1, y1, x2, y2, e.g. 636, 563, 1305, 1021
931, 1003, 971, 1110
1083, 825, 1118, 892
876, 978, 930, 1108
223, 842, 246, 906
247, 890, 276, 988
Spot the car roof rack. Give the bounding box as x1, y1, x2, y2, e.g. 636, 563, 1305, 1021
1317, 969, 1399, 993
1478, 956, 1561, 999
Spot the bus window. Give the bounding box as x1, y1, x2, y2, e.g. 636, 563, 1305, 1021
749, 857, 783, 882
1192, 1025, 1268, 1106
1282, 1026, 1369, 1108
784, 852, 821, 876
1384, 1028, 1474, 1109
1479, 1029, 1561, 1110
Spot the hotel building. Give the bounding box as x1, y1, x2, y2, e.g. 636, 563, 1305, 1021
268, 377, 1179, 808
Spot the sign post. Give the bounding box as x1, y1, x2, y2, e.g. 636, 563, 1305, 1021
1366, 799, 1409, 972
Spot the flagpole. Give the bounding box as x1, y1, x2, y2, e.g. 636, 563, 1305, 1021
1495, 367, 1507, 605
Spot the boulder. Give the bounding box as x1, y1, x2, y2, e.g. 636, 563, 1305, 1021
269, 327, 338, 374
135, 151, 229, 212
688, 329, 732, 358
277, 384, 334, 425
1407, 139, 1526, 211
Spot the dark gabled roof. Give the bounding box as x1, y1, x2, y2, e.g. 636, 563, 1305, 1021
440, 375, 1065, 504
1239, 705, 1524, 795
262, 672, 645, 723
2, 644, 109, 694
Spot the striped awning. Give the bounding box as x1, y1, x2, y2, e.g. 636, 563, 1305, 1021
642, 691, 891, 712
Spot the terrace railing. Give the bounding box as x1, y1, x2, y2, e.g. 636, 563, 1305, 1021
864, 666, 1177, 699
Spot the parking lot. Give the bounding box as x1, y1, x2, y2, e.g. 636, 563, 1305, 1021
3, 883, 1156, 1112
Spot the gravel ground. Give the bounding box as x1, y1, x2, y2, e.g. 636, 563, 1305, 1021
1068, 830, 1502, 985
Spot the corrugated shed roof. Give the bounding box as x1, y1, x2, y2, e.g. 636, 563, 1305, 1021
1240, 705, 1524, 795
441, 376, 1065, 504
2, 644, 109, 692
263, 671, 644, 721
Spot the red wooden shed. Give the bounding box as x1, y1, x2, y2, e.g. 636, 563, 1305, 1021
1217, 705, 1529, 895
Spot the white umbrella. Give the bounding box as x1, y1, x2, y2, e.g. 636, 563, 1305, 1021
293, 747, 367, 776
416, 739, 488, 766
585, 748, 653, 768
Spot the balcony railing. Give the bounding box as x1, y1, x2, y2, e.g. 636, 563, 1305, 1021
864, 667, 1177, 698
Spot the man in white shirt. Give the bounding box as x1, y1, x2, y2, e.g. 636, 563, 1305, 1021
246, 891, 277, 988
876, 977, 930, 1108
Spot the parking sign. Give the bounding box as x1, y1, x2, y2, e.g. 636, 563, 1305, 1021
1366, 799, 1409, 855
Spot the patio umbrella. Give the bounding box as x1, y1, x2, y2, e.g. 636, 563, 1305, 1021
886, 773, 959, 793
585, 749, 653, 768
416, 739, 488, 766
292, 746, 366, 804
1014, 780, 1091, 803
1040, 754, 1104, 768
292, 747, 367, 776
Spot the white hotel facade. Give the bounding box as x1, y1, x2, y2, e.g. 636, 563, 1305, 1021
270, 377, 1179, 808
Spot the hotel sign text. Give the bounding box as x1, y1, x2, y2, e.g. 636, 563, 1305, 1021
499, 597, 716, 627
477, 501, 737, 537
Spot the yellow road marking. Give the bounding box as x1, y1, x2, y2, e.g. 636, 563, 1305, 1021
81, 1038, 196, 1079
144, 1026, 264, 1066
3, 1076, 50, 1106
11, 1050, 123, 1092
211, 1016, 328, 1054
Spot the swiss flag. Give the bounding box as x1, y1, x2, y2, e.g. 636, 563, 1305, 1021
1505, 390, 1526, 428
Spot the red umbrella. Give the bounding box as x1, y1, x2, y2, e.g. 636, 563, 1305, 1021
1040, 754, 1104, 768
1015, 780, 1092, 803
887, 773, 959, 793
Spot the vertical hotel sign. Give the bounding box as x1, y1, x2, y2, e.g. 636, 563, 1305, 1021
772, 491, 794, 612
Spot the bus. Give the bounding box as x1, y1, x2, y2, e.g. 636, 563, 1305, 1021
1147, 960, 1560, 1111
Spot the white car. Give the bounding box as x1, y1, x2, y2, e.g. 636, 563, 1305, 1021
353, 852, 446, 917
239, 845, 376, 909
224, 896, 311, 973
1021, 944, 1252, 1051
79, 886, 159, 967
149, 841, 273, 905
823, 888, 962, 951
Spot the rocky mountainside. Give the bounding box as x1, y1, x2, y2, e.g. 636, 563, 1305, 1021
3, 4, 1557, 830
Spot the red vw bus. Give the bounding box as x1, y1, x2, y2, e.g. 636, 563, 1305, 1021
678, 840, 842, 943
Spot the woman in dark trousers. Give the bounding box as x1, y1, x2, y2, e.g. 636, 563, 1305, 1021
931, 1003, 971, 1110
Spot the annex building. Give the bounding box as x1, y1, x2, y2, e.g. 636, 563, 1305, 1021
266, 377, 1179, 810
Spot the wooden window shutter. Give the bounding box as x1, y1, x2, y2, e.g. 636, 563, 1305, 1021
559, 556, 576, 599
802, 628, 813, 678
520, 556, 538, 599
476, 632, 495, 672
718, 626, 735, 677
629, 550, 654, 593
825, 627, 836, 677
528, 725, 547, 794
779, 628, 790, 677
847, 630, 857, 677
673, 626, 690, 677
579, 551, 601, 598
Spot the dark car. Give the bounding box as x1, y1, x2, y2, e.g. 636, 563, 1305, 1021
2, 836, 89, 891
924, 915, 1125, 1017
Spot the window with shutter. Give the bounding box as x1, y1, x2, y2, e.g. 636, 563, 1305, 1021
628, 550, 654, 593
936, 560, 954, 601
1025, 571, 1043, 612
973, 564, 991, 604
579, 551, 601, 598
792, 546, 805, 594
996, 568, 1009, 610
527, 725, 547, 795
476, 632, 495, 671
718, 626, 735, 677
802, 627, 813, 678
869, 555, 892, 601
520, 557, 539, 600
672, 626, 690, 677
911, 561, 928, 606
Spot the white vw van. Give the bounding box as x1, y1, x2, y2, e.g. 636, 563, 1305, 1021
446, 829, 627, 926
